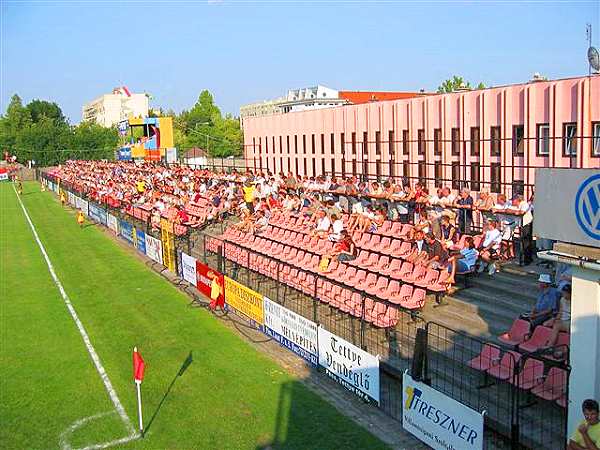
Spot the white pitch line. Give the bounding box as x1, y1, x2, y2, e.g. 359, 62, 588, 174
12, 185, 139, 448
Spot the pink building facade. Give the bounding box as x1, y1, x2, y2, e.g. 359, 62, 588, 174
243, 75, 600, 198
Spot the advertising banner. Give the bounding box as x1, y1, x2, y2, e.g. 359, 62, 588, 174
0, 168, 7, 181
145, 234, 164, 264
263, 298, 318, 366
119, 220, 135, 245
224, 277, 264, 326
135, 229, 146, 254
107, 214, 119, 234
75, 196, 89, 217
68, 191, 76, 206
196, 260, 225, 308
317, 326, 380, 405
88, 202, 107, 226
160, 219, 176, 272
180, 252, 198, 286
402, 372, 484, 450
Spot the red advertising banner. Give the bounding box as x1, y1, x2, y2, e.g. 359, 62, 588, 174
195, 261, 225, 309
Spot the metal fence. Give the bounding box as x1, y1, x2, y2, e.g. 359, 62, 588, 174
40, 170, 571, 450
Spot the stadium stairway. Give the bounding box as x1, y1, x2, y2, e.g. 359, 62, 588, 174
423, 262, 544, 340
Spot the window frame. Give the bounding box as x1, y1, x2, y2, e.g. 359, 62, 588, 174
490, 126, 501, 157
536, 123, 550, 156
451, 128, 460, 156
563, 122, 577, 157
512, 124, 525, 156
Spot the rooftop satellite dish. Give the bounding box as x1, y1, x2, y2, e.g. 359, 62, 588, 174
588, 46, 600, 73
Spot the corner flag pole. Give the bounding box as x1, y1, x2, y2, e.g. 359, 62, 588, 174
135, 379, 144, 437
133, 347, 146, 437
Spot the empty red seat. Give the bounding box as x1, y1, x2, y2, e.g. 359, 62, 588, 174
365, 276, 389, 298
468, 344, 502, 371
401, 288, 426, 309
519, 326, 552, 353
531, 367, 567, 401
414, 268, 440, 289
487, 351, 521, 381
498, 319, 531, 347
511, 358, 545, 390
389, 284, 413, 305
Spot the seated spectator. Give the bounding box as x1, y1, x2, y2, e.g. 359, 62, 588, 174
527, 273, 561, 327
446, 236, 479, 284
546, 283, 571, 357
568, 399, 600, 450
310, 210, 331, 239
253, 210, 269, 235
454, 188, 474, 234
406, 230, 430, 266
324, 230, 357, 267
424, 232, 449, 270
328, 214, 344, 242
478, 220, 502, 275
369, 207, 386, 233
440, 214, 458, 247
409, 210, 431, 239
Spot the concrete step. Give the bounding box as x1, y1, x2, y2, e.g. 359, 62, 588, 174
469, 272, 538, 302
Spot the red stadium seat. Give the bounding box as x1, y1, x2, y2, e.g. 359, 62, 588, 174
518, 326, 553, 353
487, 351, 522, 381
531, 367, 567, 401
498, 319, 531, 348
468, 344, 502, 371
511, 358, 545, 390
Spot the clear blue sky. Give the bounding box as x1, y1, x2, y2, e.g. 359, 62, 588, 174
1, 1, 598, 123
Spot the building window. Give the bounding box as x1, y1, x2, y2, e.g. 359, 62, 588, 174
403, 130, 409, 155
303, 159, 307, 175
330, 133, 335, 155
253, 137, 256, 154
563, 123, 577, 156
320, 133, 325, 155
259, 137, 262, 155
294, 135, 298, 154
491, 126, 501, 156
451, 162, 460, 190
376, 160, 382, 179
340, 133, 345, 156
491, 163, 501, 193
536, 123, 550, 156
433, 128, 442, 155
321, 158, 325, 176
312, 134, 316, 154
286, 136, 290, 154
352, 160, 357, 176
451, 128, 460, 156
341, 156, 346, 178
434, 161, 442, 187
388, 130, 395, 158
512, 125, 524, 156
417, 129, 425, 155
352, 132, 356, 155
470, 127, 480, 156
593, 122, 600, 157
470, 162, 480, 191
389, 160, 395, 178
295, 159, 299, 175
287, 158, 291, 173
375, 131, 381, 155
418, 161, 427, 184
273, 136, 276, 154
363, 132, 368, 155
331, 158, 336, 176
302, 135, 306, 154
280, 157, 283, 172
279, 136, 282, 154
402, 161, 410, 178
312, 159, 316, 176
513, 180, 524, 196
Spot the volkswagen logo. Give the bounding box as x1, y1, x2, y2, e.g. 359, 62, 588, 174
575, 173, 600, 241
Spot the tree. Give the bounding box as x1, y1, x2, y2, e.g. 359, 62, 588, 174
26, 99, 66, 124
0, 94, 32, 151
437, 76, 486, 93
70, 121, 119, 160
15, 116, 71, 166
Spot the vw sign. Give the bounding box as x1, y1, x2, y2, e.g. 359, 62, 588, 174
575, 174, 600, 241
535, 169, 600, 248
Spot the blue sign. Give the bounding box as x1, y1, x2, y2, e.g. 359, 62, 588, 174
118, 147, 132, 161
119, 220, 134, 245
89, 203, 107, 226
575, 173, 600, 241
136, 229, 146, 254
263, 326, 318, 366
118, 120, 129, 135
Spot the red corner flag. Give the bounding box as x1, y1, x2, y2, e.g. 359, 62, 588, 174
133, 347, 145, 384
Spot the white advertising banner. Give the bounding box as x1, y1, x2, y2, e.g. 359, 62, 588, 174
107, 214, 119, 234
402, 372, 484, 450
181, 252, 197, 286
317, 326, 379, 404
75, 196, 89, 216
68, 191, 76, 206
263, 298, 318, 366
145, 234, 164, 265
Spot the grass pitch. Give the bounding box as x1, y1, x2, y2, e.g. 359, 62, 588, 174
0, 182, 389, 450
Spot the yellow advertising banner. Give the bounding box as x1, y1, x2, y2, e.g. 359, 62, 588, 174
160, 219, 175, 272
224, 277, 264, 325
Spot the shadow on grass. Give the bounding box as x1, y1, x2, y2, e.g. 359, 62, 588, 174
144, 351, 193, 436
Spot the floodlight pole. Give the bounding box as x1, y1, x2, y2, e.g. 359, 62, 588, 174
135, 380, 144, 437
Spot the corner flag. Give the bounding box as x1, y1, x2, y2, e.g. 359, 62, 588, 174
133, 347, 145, 436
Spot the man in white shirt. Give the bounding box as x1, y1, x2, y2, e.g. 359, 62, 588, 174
311, 210, 331, 239
328, 214, 344, 242
479, 220, 502, 274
